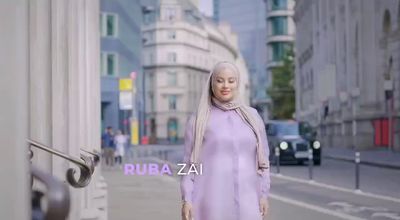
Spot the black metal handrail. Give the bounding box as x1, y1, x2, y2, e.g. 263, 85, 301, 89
28, 139, 93, 188
31, 165, 70, 220
80, 148, 100, 167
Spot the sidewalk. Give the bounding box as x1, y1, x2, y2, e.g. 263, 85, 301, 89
102, 158, 181, 220
103, 156, 273, 220
323, 147, 400, 169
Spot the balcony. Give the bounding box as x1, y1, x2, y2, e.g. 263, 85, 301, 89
267, 10, 294, 18
267, 35, 295, 43
267, 60, 284, 68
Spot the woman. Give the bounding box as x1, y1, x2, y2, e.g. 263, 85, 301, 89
114, 130, 127, 167
180, 61, 270, 220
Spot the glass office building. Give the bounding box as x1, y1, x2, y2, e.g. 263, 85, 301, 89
265, 0, 295, 71
213, 0, 270, 120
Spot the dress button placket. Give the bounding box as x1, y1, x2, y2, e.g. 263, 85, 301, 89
229, 111, 240, 220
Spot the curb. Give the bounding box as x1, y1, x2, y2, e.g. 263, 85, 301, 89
323, 155, 400, 170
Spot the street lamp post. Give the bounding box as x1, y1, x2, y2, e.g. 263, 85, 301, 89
275, 147, 280, 174
352, 99, 356, 150
351, 88, 360, 150
384, 79, 394, 151
384, 57, 394, 151
339, 92, 348, 148
355, 152, 361, 191
308, 148, 313, 181
130, 72, 139, 146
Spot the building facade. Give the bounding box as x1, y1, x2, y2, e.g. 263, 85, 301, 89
1, 0, 106, 219
213, 0, 270, 121
142, 0, 250, 144
100, 0, 144, 139
266, 0, 295, 67
294, 0, 400, 150
265, 0, 295, 111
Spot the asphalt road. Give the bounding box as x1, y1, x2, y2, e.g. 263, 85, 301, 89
269, 157, 400, 199
145, 145, 400, 199
270, 175, 400, 220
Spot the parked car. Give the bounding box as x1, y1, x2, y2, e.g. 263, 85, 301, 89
266, 120, 321, 165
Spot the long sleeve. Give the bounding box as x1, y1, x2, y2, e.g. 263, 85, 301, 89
254, 111, 271, 199
180, 114, 196, 203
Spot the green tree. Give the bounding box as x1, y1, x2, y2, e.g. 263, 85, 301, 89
267, 45, 295, 119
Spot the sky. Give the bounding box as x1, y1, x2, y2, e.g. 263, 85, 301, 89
199, 0, 213, 17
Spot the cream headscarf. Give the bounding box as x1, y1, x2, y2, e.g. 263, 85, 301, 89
190, 61, 269, 175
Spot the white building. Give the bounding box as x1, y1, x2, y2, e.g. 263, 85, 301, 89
294, 0, 400, 150
1, 0, 107, 219
142, 0, 250, 144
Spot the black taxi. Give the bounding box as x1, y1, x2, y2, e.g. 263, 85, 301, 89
266, 120, 321, 165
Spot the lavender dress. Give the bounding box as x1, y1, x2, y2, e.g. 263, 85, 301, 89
180, 104, 271, 220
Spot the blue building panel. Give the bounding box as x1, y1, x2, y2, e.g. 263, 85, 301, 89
100, 0, 143, 138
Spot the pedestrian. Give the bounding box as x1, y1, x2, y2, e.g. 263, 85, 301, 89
101, 126, 115, 167
114, 129, 127, 168
180, 61, 270, 220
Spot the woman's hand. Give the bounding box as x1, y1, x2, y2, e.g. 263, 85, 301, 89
181, 201, 193, 220
259, 197, 269, 217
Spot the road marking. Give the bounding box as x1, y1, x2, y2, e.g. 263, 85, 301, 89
372, 212, 400, 220
271, 173, 400, 204
328, 202, 389, 213
269, 193, 366, 220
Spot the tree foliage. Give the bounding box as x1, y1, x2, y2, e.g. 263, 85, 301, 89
267, 45, 295, 119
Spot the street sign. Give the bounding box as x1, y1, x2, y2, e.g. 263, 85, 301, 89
119, 78, 133, 91
119, 91, 133, 110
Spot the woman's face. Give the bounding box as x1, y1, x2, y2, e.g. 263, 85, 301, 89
212, 67, 238, 102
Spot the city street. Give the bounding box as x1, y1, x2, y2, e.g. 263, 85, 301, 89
271, 158, 400, 199
270, 175, 400, 220
5, 0, 400, 219
142, 145, 400, 199
103, 161, 347, 220
103, 146, 400, 220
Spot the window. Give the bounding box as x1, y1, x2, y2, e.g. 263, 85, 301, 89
167, 118, 178, 143
271, 0, 287, 10
149, 53, 155, 64
101, 13, 118, 37
167, 30, 176, 39
106, 53, 117, 76
168, 95, 177, 110
144, 31, 154, 44
149, 93, 155, 111
101, 52, 118, 76
271, 42, 290, 61
147, 73, 154, 90
167, 52, 177, 63
270, 17, 288, 35
143, 11, 155, 24
383, 10, 391, 35
164, 7, 176, 21
168, 71, 177, 86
